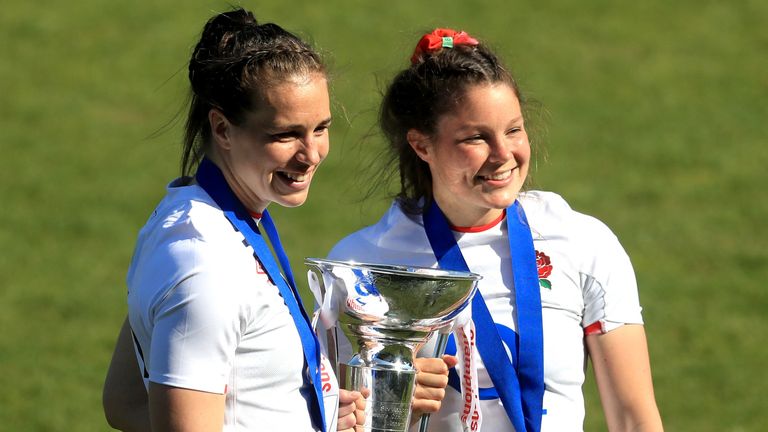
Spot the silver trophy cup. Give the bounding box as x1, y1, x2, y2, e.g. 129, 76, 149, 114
305, 258, 480, 432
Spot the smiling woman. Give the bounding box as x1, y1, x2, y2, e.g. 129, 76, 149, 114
101, 7, 363, 432
327, 28, 664, 431
208, 74, 332, 211
406, 83, 530, 227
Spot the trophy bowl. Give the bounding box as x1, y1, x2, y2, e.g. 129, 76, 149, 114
305, 258, 480, 432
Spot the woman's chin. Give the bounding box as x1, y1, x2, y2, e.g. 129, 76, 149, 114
271, 191, 310, 208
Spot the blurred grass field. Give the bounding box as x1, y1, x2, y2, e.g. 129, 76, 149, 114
1, 0, 766, 430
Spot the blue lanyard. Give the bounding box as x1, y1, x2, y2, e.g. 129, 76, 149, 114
423, 200, 544, 432
196, 158, 326, 432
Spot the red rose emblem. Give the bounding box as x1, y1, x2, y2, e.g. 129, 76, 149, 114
536, 250, 553, 289
536, 250, 552, 278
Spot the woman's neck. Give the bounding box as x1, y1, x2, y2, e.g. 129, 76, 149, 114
206, 152, 268, 214
432, 196, 506, 229
449, 209, 506, 232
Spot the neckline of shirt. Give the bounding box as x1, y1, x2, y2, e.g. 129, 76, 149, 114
450, 209, 506, 233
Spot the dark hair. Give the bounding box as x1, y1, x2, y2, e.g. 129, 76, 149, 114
378, 32, 523, 214
181, 8, 326, 177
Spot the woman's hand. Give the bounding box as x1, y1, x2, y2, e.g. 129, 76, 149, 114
411, 355, 458, 418
337, 389, 367, 431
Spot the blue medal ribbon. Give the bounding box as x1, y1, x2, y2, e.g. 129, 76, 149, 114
196, 158, 326, 432
423, 200, 544, 432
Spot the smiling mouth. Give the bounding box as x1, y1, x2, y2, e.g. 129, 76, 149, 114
479, 169, 514, 181
278, 171, 309, 182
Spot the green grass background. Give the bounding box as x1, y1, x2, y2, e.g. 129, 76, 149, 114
2, 0, 766, 430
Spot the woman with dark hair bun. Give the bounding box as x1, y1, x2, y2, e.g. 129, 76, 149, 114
328, 29, 664, 431
102, 8, 364, 431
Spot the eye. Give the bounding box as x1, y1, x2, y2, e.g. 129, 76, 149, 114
313, 123, 330, 136
506, 127, 523, 136
270, 132, 298, 142
461, 134, 485, 144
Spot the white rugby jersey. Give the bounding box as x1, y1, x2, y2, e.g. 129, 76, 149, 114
127, 179, 337, 431
328, 190, 644, 431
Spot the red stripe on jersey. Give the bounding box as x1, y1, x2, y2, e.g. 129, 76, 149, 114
584, 321, 604, 336
255, 260, 266, 275
248, 210, 263, 219
451, 210, 506, 233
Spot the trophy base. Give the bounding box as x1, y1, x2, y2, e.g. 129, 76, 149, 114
340, 363, 417, 432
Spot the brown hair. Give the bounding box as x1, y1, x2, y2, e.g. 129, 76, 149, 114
181, 8, 326, 177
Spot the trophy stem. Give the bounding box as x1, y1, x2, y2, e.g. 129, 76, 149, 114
341, 363, 417, 432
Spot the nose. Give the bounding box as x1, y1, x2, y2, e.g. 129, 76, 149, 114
295, 135, 323, 166
488, 135, 513, 163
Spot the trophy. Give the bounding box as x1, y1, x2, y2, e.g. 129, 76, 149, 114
305, 258, 480, 432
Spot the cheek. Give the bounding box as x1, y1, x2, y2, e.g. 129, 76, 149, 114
458, 147, 490, 171
233, 140, 265, 163
319, 138, 330, 160
267, 145, 297, 164
432, 148, 484, 182
515, 138, 531, 161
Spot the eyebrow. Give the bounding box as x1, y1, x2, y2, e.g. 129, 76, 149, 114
274, 117, 332, 130
452, 115, 524, 132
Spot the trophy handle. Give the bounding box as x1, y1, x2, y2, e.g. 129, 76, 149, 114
307, 267, 340, 376
417, 331, 451, 432
326, 327, 339, 376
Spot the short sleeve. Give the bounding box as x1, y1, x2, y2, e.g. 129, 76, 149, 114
580, 218, 644, 333
148, 261, 248, 393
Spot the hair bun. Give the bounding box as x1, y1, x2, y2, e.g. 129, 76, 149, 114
213, 8, 258, 31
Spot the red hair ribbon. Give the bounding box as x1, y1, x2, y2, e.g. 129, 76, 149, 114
410, 28, 479, 64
